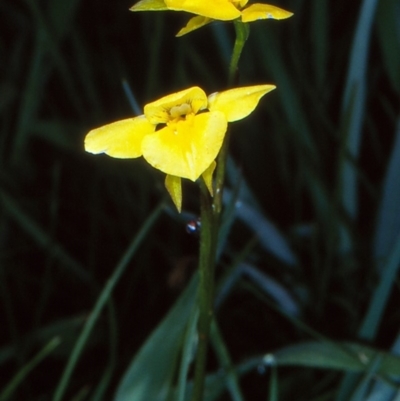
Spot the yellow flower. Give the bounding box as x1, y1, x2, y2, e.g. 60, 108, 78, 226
85, 85, 275, 211
130, 0, 293, 36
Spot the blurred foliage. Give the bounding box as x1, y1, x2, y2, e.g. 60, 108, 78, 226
1, 0, 400, 400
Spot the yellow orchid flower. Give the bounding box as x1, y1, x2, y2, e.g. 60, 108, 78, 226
85, 85, 275, 211
130, 0, 293, 36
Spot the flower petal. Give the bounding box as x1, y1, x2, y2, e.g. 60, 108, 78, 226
207, 85, 276, 122
165, 175, 182, 212
165, 0, 241, 20
144, 87, 208, 125
202, 161, 216, 196
237, 0, 249, 8
241, 4, 293, 23
141, 112, 227, 181
130, 0, 169, 11
84, 115, 155, 158
176, 16, 213, 37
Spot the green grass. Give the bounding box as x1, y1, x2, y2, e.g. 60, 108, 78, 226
1, 0, 400, 400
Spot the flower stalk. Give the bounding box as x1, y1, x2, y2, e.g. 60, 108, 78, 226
191, 180, 218, 401
191, 20, 250, 401
214, 20, 250, 217
228, 20, 250, 87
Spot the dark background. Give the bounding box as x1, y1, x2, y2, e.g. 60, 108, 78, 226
1, 0, 400, 399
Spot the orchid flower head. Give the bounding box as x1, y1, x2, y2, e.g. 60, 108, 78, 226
130, 0, 293, 36
85, 85, 275, 211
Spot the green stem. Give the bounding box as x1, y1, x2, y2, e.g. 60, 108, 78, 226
191, 182, 217, 401
215, 20, 249, 216
228, 20, 250, 87
191, 19, 250, 401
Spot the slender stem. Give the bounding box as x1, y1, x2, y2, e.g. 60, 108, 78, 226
228, 20, 250, 87
191, 20, 250, 401
215, 20, 249, 216
191, 182, 217, 401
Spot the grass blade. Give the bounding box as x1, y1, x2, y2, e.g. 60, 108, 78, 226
374, 118, 400, 267
0, 337, 61, 400
53, 202, 164, 401
211, 321, 245, 401
359, 229, 400, 341
0, 190, 93, 284
115, 274, 198, 401
338, 0, 379, 250
176, 305, 198, 401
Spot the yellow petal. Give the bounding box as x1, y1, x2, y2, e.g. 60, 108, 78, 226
84, 115, 155, 158
241, 4, 293, 22
165, 175, 182, 212
144, 87, 208, 125
141, 112, 227, 181
201, 161, 216, 196
130, 0, 169, 11
207, 85, 276, 122
232, 0, 249, 8
165, 0, 241, 20
176, 16, 213, 37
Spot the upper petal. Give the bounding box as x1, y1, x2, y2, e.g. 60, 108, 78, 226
165, 0, 241, 20
141, 112, 227, 181
84, 115, 155, 158
207, 85, 276, 122
176, 15, 213, 37
144, 87, 208, 125
241, 4, 293, 22
130, 0, 169, 11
